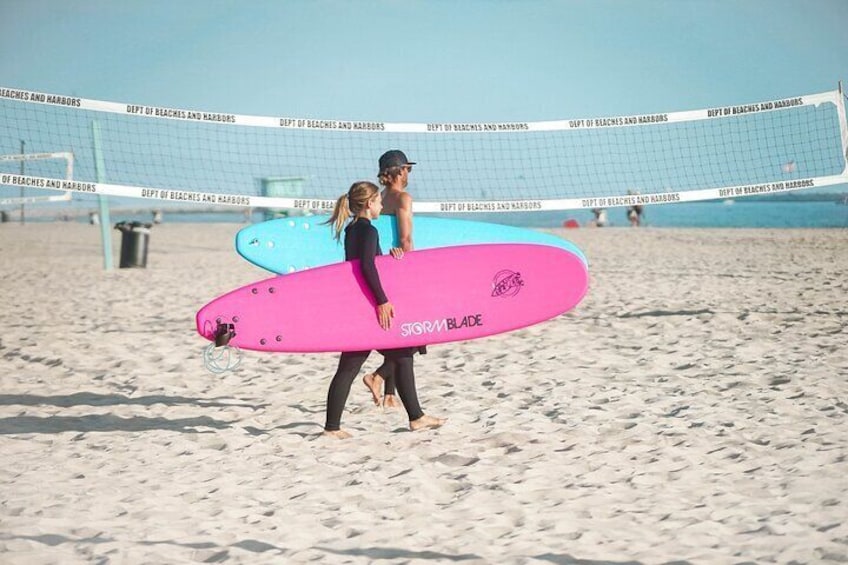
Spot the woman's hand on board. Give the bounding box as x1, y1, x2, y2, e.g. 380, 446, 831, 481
377, 302, 395, 330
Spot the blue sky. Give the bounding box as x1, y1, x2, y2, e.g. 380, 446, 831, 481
2, 0, 847, 122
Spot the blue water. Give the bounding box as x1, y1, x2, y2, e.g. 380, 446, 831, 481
176, 201, 846, 228
471, 200, 848, 229
13, 200, 848, 228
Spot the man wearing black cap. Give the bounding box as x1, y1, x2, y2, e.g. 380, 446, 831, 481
362, 149, 420, 409
377, 149, 416, 251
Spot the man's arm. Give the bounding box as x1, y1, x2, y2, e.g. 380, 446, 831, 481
395, 192, 414, 251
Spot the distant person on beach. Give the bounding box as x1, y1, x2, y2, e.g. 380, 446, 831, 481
627, 191, 644, 227
589, 208, 608, 227
322, 180, 445, 438
361, 150, 426, 409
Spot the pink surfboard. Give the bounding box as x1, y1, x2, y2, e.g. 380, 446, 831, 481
197, 243, 588, 353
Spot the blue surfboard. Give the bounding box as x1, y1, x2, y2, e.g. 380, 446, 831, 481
236, 215, 587, 274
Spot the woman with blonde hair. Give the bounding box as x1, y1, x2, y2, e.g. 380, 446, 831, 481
322, 181, 445, 438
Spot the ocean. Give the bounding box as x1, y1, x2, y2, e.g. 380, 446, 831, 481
506, 200, 848, 229
5, 200, 848, 228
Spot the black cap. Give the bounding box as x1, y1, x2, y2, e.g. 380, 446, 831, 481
378, 150, 416, 172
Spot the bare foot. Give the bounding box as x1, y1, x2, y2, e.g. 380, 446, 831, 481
410, 414, 446, 431
322, 429, 352, 439
362, 373, 384, 406
382, 394, 401, 409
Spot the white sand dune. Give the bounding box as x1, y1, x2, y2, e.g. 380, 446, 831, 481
0, 222, 846, 564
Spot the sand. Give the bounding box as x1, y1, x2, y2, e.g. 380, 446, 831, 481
0, 221, 846, 564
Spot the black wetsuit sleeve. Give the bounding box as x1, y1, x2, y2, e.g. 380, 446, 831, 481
359, 226, 389, 305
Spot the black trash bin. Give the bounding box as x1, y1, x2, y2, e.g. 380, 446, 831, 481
114, 221, 152, 268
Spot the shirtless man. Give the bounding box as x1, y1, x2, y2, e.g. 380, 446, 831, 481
378, 149, 415, 250
363, 150, 417, 408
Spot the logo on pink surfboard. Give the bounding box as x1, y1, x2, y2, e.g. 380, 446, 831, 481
491, 270, 523, 298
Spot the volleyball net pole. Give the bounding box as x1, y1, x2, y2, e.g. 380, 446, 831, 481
18, 140, 24, 223
92, 120, 113, 271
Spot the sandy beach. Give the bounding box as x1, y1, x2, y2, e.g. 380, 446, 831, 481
0, 221, 846, 564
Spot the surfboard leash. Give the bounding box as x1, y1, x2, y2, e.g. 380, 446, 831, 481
203, 322, 242, 374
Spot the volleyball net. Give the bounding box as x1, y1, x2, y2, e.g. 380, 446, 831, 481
1, 85, 847, 214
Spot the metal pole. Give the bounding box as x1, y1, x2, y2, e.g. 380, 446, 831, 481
92, 121, 113, 271
19, 140, 24, 224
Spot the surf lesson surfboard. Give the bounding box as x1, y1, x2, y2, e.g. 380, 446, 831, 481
235, 215, 587, 274
198, 243, 588, 353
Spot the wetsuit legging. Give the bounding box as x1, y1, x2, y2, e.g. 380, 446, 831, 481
324, 218, 424, 431
374, 360, 397, 395
325, 348, 423, 431
372, 344, 427, 396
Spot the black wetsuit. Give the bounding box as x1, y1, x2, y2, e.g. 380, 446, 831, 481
343, 217, 389, 304
324, 218, 424, 431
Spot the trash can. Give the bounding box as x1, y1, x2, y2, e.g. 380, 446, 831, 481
114, 221, 152, 268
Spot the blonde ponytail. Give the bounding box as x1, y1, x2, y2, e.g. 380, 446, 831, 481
324, 181, 380, 242
326, 194, 351, 242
